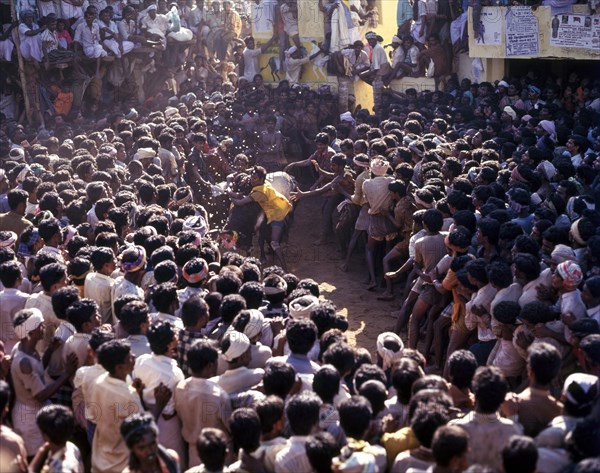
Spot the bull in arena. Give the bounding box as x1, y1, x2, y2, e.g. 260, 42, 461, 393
220, 171, 297, 262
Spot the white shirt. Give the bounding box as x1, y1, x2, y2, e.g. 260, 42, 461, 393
40, 28, 59, 52
150, 311, 184, 330
37, 245, 65, 264
177, 286, 207, 310
88, 373, 144, 473
84, 272, 115, 325
211, 366, 264, 396
86, 205, 99, 228
133, 353, 184, 415
47, 320, 76, 378
491, 283, 522, 313
587, 305, 600, 324
127, 334, 152, 358
63, 332, 91, 369
242, 47, 262, 81
370, 42, 389, 72
519, 271, 552, 308
74, 21, 102, 48
111, 277, 144, 317
0, 288, 28, 352
555, 289, 586, 320
465, 284, 498, 342
274, 436, 312, 473
284, 56, 309, 84
391, 46, 405, 67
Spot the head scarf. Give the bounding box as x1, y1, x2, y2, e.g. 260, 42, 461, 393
353, 154, 370, 168
137, 148, 156, 159
536, 160, 556, 181
222, 332, 251, 362
263, 275, 287, 295
563, 373, 598, 410
120, 246, 147, 273
289, 295, 320, 319
183, 215, 208, 239
62, 226, 77, 248
503, 106, 517, 121
408, 142, 424, 158
370, 158, 389, 177
164, 107, 178, 119
510, 166, 527, 184
16, 165, 31, 184
462, 90, 474, 105
556, 261, 583, 291
539, 120, 557, 143
376, 332, 404, 370
242, 309, 264, 340
551, 244, 576, 263
175, 187, 193, 206
0, 231, 17, 248
340, 112, 355, 126
14, 308, 44, 340
8, 148, 25, 162
570, 219, 587, 246
415, 194, 434, 209
182, 257, 208, 284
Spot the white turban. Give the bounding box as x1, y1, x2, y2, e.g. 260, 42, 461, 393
183, 215, 208, 238
0, 231, 17, 248
222, 332, 251, 362
370, 158, 389, 177
391, 35, 401, 44
242, 309, 264, 340
551, 244, 576, 263
536, 160, 556, 181
16, 165, 31, 184
285, 46, 297, 57
137, 148, 156, 159
289, 295, 320, 319
147, 3, 157, 11
503, 106, 517, 121
376, 332, 404, 370
164, 107, 178, 119
340, 111, 355, 125
14, 309, 44, 340
540, 120, 557, 143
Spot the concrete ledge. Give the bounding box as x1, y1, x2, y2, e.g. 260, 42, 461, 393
388, 77, 437, 94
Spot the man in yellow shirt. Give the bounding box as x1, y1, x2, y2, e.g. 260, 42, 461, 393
230, 166, 292, 269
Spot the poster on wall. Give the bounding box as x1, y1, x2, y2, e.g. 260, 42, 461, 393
252, 0, 278, 36
504, 6, 539, 56
550, 14, 600, 49
476, 7, 503, 45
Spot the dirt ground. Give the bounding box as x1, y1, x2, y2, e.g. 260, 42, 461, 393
281, 195, 401, 356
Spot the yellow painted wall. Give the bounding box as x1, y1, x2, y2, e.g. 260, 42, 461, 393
251, 0, 396, 83
468, 6, 600, 60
